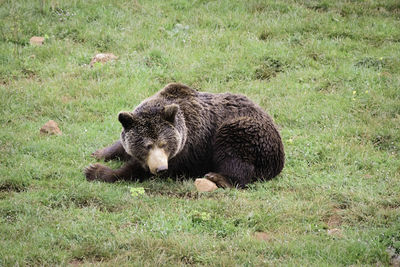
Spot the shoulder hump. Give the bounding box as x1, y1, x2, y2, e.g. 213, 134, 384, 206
159, 83, 197, 99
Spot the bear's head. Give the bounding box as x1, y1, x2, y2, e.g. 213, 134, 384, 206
118, 104, 187, 175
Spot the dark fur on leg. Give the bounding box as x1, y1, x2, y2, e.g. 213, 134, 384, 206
213, 158, 255, 188
92, 140, 131, 161
205, 172, 232, 188
212, 117, 283, 187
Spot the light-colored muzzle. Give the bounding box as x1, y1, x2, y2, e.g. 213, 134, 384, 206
147, 146, 168, 175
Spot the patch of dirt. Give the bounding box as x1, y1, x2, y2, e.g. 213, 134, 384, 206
259, 30, 272, 41
306, 2, 330, 12
0, 180, 29, 193
254, 57, 284, 81
326, 209, 343, 228
379, 199, 400, 209
30, 36, 45, 45
89, 53, 117, 67
69, 259, 84, 266
330, 192, 352, 210
372, 134, 398, 152
21, 68, 37, 79
327, 228, 343, 237
253, 231, 273, 242
61, 95, 76, 104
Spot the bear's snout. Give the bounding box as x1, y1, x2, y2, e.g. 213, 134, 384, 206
156, 165, 168, 174
147, 146, 169, 175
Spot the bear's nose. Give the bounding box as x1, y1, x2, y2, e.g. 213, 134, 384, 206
156, 166, 168, 174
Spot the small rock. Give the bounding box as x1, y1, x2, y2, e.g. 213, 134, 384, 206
89, 53, 118, 67
327, 228, 343, 237
40, 120, 62, 135
194, 178, 218, 192
253, 232, 272, 242
30, 36, 45, 45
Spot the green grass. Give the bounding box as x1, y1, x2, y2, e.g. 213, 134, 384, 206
1, 0, 400, 265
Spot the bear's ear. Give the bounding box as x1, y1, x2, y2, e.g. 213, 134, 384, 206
163, 104, 179, 124
118, 112, 135, 128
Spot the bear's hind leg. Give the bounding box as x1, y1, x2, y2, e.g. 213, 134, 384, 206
205, 172, 232, 188
92, 140, 131, 161
211, 157, 255, 188
212, 118, 261, 188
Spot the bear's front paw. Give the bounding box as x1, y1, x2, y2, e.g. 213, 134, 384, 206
84, 163, 116, 182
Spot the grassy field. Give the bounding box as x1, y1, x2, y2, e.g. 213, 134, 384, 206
1, 0, 400, 265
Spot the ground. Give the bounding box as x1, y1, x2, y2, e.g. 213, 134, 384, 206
1, 0, 400, 265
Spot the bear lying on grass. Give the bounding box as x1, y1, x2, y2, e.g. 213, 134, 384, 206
85, 83, 284, 188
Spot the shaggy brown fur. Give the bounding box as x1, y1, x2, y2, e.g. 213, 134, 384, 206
85, 83, 284, 188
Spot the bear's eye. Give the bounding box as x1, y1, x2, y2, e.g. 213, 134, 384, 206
146, 144, 153, 150
159, 142, 167, 148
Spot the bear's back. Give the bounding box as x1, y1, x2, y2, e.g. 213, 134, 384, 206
159, 83, 198, 99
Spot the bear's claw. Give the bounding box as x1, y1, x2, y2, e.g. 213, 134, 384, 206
85, 163, 100, 181
91, 149, 104, 160
85, 163, 109, 181
84, 163, 117, 183
204, 172, 232, 188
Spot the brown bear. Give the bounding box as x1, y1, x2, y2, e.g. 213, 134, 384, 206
85, 83, 284, 188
